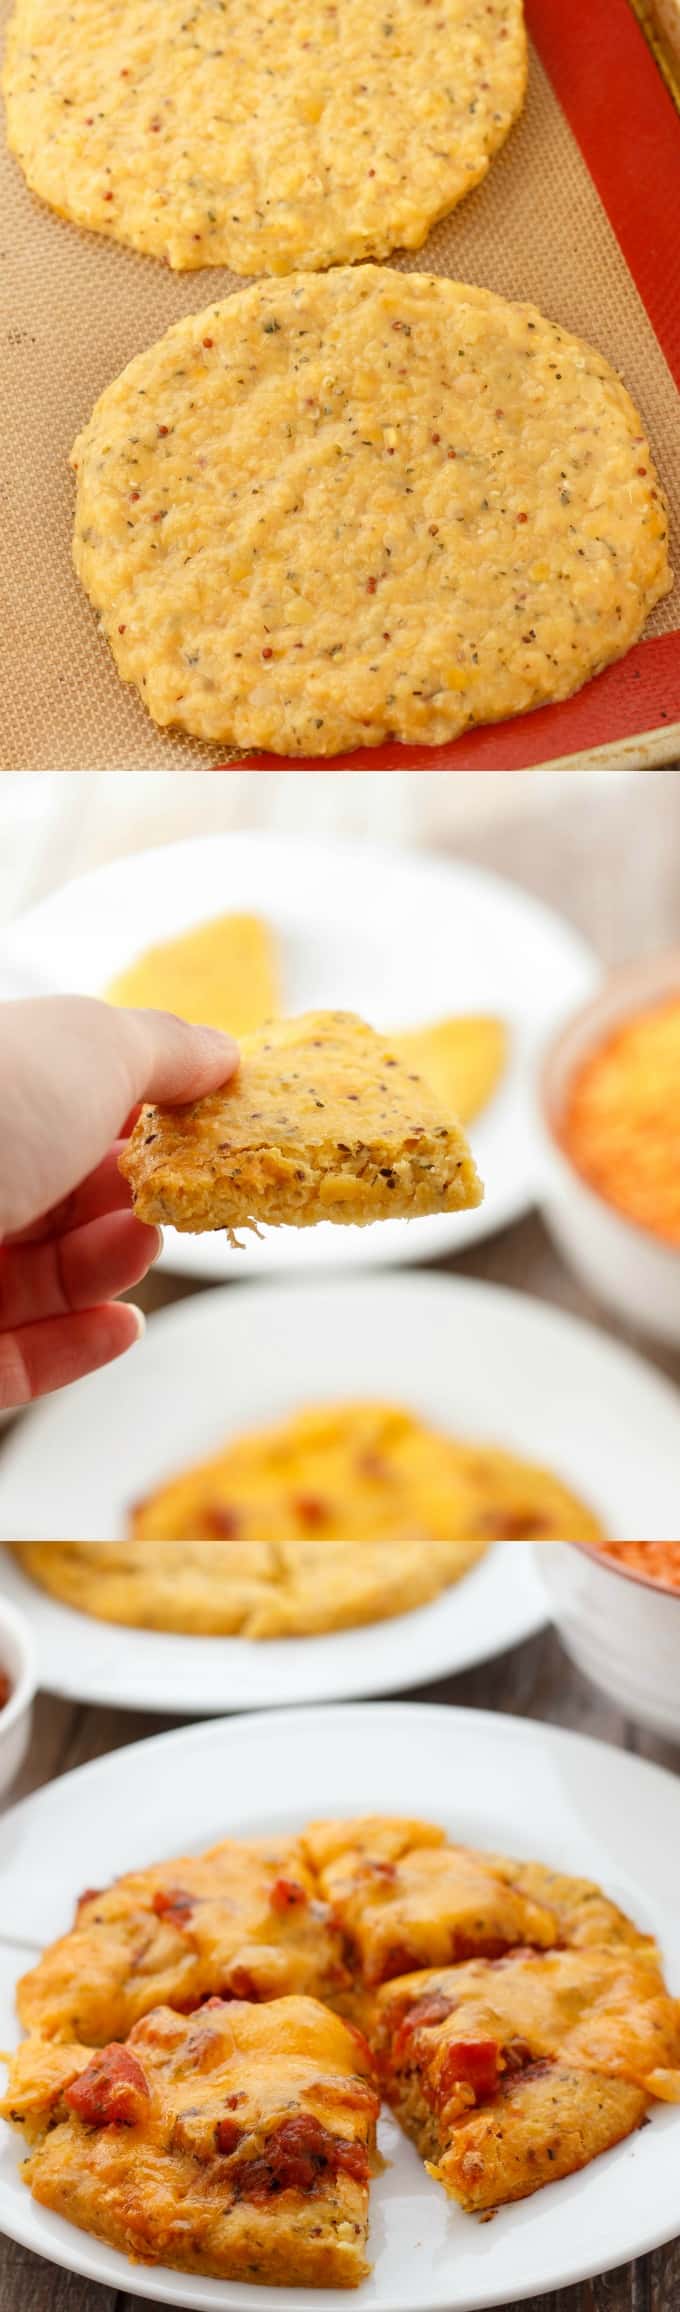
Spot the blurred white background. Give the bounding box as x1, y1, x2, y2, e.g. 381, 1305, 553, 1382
0, 766, 640, 912
1, 769, 677, 975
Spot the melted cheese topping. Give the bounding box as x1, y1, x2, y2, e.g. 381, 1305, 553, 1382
5, 1821, 680, 2271
3, 1999, 378, 2287
17, 1836, 347, 2043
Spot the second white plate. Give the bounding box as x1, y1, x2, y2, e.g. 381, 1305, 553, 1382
0, 1273, 678, 1553
0, 1541, 544, 1716
0, 829, 598, 1276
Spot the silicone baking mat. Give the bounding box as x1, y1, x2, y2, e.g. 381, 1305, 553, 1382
1, 0, 678, 771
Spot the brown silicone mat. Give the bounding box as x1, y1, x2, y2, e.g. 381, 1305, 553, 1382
0, 10, 678, 770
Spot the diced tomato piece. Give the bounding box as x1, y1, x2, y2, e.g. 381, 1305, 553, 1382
151, 1885, 195, 1928
436, 2039, 499, 2105
291, 1494, 328, 1529
392, 1988, 455, 2063
66, 2045, 150, 2128
203, 1505, 242, 1536
237, 2115, 370, 2200
215, 2114, 243, 2154
382, 1942, 422, 1982
270, 1876, 308, 1913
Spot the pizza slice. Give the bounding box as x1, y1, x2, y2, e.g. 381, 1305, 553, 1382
18, 1835, 349, 2044
370, 1944, 680, 2209
119, 1010, 482, 1236
1, 1997, 380, 2286
107, 912, 279, 1039
301, 1819, 560, 1988
391, 1016, 507, 1125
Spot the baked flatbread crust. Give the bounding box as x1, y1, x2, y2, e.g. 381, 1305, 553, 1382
118, 1010, 483, 1234
3, 0, 525, 273
69, 271, 672, 758
14, 1537, 488, 1624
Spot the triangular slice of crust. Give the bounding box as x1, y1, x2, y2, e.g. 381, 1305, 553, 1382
119, 1010, 483, 1236
107, 912, 278, 1039
392, 1015, 507, 1124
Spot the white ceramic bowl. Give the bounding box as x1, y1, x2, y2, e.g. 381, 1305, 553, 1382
538, 949, 680, 1346
0, 1594, 36, 1801
535, 1541, 680, 1741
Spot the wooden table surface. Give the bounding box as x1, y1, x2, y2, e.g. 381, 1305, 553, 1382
2, 1621, 679, 2312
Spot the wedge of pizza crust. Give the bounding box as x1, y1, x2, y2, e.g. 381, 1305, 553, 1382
391, 1017, 507, 1127
17, 1837, 348, 2045
301, 1820, 560, 1987
369, 1945, 680, 2208
2, 1999, 379, 2286
107, 912, 279, 1039
119, 1011, 482, 1236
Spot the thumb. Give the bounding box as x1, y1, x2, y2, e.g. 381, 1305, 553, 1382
117, 1007, 239, 1110
0, 997, 239, 1238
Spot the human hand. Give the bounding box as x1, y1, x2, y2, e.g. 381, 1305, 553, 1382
0, 997, 238, 1409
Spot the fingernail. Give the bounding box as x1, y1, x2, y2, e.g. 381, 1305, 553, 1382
129, 1306, 146, 1343
146, 1226, 163, 1265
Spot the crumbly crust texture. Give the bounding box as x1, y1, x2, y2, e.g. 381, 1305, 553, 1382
118, 1010, 483, 1234
3, 0, 526, 274
69, 271, 672, 758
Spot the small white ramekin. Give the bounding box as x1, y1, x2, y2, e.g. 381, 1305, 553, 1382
0, 1590, 36, 1800
535, 1541, 680, 1741
538, 948, 680, 1347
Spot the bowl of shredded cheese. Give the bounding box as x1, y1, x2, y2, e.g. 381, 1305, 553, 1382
535, 1543, 680, 1741
538, 949, 680, 1346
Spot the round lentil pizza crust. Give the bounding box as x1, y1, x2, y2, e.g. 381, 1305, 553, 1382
3, 0, 526, 275
69, 270, 672, 759
13, 1542, 488, 1635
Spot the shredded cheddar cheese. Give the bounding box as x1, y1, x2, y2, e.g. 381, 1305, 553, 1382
561, 995, 680, 1247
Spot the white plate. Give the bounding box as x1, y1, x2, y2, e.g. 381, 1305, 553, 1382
0, 1272, 678, 1549
0, 1702, 679, 2310
0, 830, 598, 1277
0, 1541, 544, 1716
